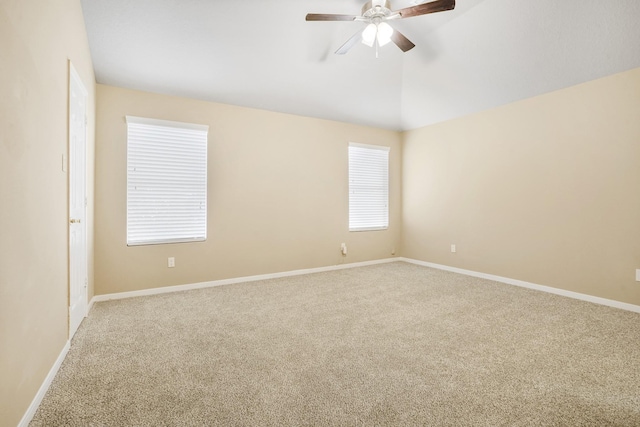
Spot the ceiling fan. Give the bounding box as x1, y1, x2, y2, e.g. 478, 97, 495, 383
306, 0, 455, 55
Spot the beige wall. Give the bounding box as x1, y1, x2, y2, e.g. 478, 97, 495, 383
0, 1, 96, 425
95, 85, 401, 295
402, 67, 640, 306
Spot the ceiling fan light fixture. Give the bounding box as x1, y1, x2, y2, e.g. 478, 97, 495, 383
307, 0, 456, 55
377, 22, 393, 46
362, 23, 377, 47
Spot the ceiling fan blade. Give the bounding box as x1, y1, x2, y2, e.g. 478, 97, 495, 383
335, 29, 364, 55
390, 30, 416, 52
306, 13, 358, 21
395, 0, 455, 19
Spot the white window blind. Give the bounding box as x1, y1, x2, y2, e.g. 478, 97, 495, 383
126, 116, 208, 246
348, 142, 389, 231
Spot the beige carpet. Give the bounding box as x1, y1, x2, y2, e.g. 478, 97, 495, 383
31, 262, 640, 426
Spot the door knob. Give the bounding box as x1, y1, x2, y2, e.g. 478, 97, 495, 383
70, 219, 81, 224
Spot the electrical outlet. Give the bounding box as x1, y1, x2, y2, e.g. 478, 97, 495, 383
340, 243, 347, 256
168, 257, 175, 268
391, 247, 396, 255
451, 244, 456, 253
636, 269, 640, 282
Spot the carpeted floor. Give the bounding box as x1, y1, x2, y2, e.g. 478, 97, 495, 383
31, 262, 640, 426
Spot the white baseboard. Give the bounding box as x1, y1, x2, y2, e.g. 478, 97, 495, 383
88, 255, 640, 313
87, 296, 96, 314
18, 340, 70, 427
90, 256, 640, 314
400, 257, 640, 314
90, 258, 399, 306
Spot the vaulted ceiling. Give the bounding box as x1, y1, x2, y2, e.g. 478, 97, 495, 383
81, 0, 640, 131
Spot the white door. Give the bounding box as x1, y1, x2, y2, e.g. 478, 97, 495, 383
69, 63, 88, 339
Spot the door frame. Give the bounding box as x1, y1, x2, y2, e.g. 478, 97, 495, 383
68, 61, 88, 339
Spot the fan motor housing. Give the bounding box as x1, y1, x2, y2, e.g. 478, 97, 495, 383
362, 0, 392, 17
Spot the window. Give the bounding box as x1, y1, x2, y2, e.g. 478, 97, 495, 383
348, 142, 389, 231
126, 116, 208, 246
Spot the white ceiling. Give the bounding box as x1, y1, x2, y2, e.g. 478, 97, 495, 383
81, 0, 640, 131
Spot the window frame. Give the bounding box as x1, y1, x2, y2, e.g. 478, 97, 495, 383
348, 142, 390, 232
126, 115, 208, 246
